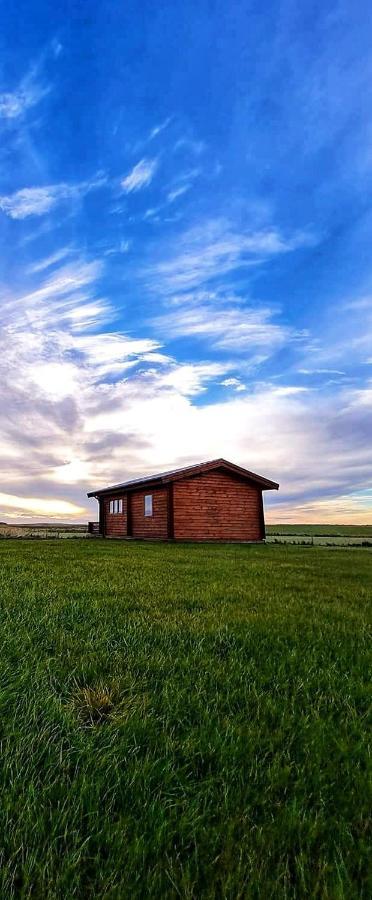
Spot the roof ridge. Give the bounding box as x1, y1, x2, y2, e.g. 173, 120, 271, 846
87, 458, 279, 497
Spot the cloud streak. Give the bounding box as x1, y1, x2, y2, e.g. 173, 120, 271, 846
149, 117, 172, 140
121, 158, 158, 193
149, 218, 316, 292
0, 176, 106, 219
154, 299, 296, 353
167, 184, 190, 203
0, 69, 50, 120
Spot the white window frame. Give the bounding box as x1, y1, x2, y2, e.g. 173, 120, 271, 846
110, 498, 123, 515
144, 494, 153, 517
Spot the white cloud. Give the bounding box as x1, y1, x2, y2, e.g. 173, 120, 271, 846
270, 386, 309, 396
51, 38, 63, 58
149, 218, 315, 292
104, 240, 131, 256
0, 187, 62, 218
343, 297, 372, 311
295, 291, 372, 372
143, 207, 161, 220
153, 295, 297, 355
72, 333, 160, 377
167, 184, 190, 203
298, 368, 346, 375
0, 255, 162, 401
221, 377, 247, 392
121, 158, 158, 193
0, 75, 49, 119
149, 117, 172, 140
0, 175, 106, 219
27, 247, 74, 274
29, 362, 79, 399
155, 362, 230, 395
177, 167, 201, 182
174, 137, 206, 155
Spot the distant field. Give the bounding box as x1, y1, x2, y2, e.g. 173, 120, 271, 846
267, 524, 372, 536
0, 539, 370, 898
266, 524, 372, 546
0, 523, 88, 539
1, 522, 372, 545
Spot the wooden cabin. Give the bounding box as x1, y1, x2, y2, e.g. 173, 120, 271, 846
87, 458, 279, 542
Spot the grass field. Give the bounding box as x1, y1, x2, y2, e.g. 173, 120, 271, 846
0, 539, 370, 898
2, 523, 372, 546
0, 523, 88, 539
265, 525, 372, 547
267, 524, 372, 537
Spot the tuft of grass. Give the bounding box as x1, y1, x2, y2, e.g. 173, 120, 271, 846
71, 682, 117, 725
70, 679, 148, 727
0, 538, 370, 899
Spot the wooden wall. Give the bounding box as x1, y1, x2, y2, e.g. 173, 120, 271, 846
100, 472, 265, 541
130, 487, 169, 539
104, 494, 127, 538
172, 471, 263, 541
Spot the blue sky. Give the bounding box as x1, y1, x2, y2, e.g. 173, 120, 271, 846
1, 0, 371, 523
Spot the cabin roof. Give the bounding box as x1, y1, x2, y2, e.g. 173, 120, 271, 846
87, 458, 279, 498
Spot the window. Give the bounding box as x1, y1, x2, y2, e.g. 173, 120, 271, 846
144, 494, 153, 516
109, 498, 123, 514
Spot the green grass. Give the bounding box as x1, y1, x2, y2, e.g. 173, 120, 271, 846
0, 539, 370, 899
266, 524, 372, 546
267, 524, 372, 537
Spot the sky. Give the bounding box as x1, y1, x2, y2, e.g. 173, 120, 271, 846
0, 0, 372, 524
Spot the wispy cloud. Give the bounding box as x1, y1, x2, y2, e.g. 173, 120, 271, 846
0, 175, 106, 219
149, 117, 172, 140
0, 69, 50, 120
167, 184, 190, 203
27, 247, 74, 274
149, 218, 315, 292
155, 362, 230, 395
0, 250, 170, 514
154, 296, 296, 354
221, 377, 247, 392
174, 137, 206, 156
6, 262, 162, 381
121, 158, 158, 193
104, 240, 131, 256
298, 368, 346, 376
51, 38, 63, 59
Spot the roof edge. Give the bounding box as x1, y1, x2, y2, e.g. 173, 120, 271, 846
87, 458, 279, 498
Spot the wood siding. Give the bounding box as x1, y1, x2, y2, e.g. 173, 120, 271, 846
173, 471, 263, 541
104, 494, 127, 538
130, 487, 168, 540
100, 471, 265, 541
